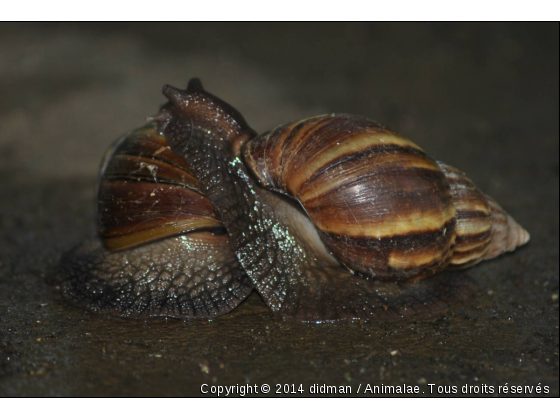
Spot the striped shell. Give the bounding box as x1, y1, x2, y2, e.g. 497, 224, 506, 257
98, 123, 222, 250
243, 114, 530, 281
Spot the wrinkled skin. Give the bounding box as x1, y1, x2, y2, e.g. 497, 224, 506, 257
58, 232, 252, 320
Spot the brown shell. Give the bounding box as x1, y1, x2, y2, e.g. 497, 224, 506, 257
98, 124, 222, 250
243, 114, 457, 281
243, 114, 530, 281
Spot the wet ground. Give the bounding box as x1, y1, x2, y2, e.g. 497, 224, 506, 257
0, 23, 558, 397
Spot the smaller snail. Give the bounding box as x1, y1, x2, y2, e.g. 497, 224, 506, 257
57, 79, 529, 322
57, 123, 253, 319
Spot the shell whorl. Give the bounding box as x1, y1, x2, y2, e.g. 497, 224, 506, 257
98, 123, 222, 250
439, 162, 529, 268
243, 114, 457, 281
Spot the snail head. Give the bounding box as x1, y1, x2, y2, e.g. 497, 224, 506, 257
155, 78, 256, 157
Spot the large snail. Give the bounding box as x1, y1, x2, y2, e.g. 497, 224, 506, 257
56, 78, 530, 322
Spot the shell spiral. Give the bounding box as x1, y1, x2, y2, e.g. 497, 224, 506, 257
242, 114, 529, 281
98, 123, 222, 250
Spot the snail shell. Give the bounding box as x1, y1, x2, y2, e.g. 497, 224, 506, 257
242, 114, 529, 281
56, 79, 529, 322
98, 123, 222, 250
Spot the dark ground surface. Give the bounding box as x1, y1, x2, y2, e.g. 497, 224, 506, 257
0, 23, 558, 397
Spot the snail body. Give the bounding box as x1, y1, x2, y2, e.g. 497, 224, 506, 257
56, 79, 529, 321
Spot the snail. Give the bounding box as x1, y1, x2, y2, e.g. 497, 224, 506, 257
56, 78, 530, 322
57, 123, 253, 320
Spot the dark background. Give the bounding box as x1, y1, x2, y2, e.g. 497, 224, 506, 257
0, 23, 558, 397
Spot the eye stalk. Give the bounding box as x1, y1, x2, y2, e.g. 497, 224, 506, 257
162, 84, 189, 107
